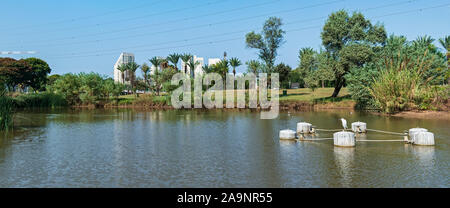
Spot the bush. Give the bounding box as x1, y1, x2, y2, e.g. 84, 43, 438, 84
345, 65, 379, 109
0, 96, 14, 130
370, 67, 448, 113
13, 92, 67, 108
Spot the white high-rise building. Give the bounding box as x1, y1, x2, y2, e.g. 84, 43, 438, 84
180, 56, 222, 77
208, 58, 221, 66
181, 55, 205, 77
114, 52, 135, 84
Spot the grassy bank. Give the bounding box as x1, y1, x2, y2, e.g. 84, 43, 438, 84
108, 88, 354, 110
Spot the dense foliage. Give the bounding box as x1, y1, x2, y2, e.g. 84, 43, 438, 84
48, 72, 125, 105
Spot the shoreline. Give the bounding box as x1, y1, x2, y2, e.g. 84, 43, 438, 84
68, 102, 450, 120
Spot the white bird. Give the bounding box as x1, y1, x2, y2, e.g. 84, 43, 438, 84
340, 118, 348, 131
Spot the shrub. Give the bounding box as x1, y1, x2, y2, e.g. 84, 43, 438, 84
13, 92, 67, 108
0, 96, 14, 130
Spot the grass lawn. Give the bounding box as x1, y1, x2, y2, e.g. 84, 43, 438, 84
119, 88, 350, 104
279, 88, 350, 102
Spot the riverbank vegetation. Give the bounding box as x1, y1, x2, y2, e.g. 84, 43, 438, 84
0, 10, 448, 120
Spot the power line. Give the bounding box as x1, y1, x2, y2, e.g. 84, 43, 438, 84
25, 0, 279, 41
4, 0, 168, 30
9, 0, 230, 37
8, 0, 346, 48
46, 0, 426, 57
45, 2, 450, 60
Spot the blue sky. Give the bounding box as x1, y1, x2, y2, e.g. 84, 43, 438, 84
0, 0, 449, 77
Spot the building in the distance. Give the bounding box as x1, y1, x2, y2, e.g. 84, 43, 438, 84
208, 58, 221, 66
180, 56, 222, 77
150, 57, 169, 75
114, 52, 135, 84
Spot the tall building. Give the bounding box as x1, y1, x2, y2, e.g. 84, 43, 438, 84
114, 52, 135, 84
180, 56, 221, 77
208, 58, 221, 66
181, 55, 205, 77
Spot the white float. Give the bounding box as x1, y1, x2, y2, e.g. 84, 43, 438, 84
351, 122, 367, 133
333, 132, 356, 147
409, 128, 428, 137
297, 122, 313, 134
411, 132, 435, 146
279, 129, 296, 140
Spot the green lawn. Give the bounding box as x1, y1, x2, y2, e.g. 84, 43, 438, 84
119, 88, 350, 104
279, 88, 349, 102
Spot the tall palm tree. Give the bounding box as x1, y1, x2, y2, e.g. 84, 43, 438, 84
187, 57, 200, 78
439, 36, 450, 51
203, 64, 213, 73
181, 54, 193, 75
127, 62, 140, 95
246, 60, 261, 74
117, 63, 128, 85
141, 63, 150, 92
167, 53, 181, 71
413, 35, 437, 52
216, 60, 229, 82
149, 57, 164, 74
439, 36, 450, 82
229, 57, 242, 77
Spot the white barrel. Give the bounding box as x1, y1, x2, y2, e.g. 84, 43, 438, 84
333, 132, 356, 147
411, 132, 435, 146
409, 128, 428, 137
351, 122, 367, 133
297, 122, 312, 134
279, 129, 296, 140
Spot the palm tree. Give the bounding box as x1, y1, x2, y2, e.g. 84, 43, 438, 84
127, 62, 140, 95
439, 36, 450, 83
187, 57, 200, 78
246, 60, 261, 74
439, 36, 450, 51
181, 54, 192, 75
167, 53, 181, 71
149, 57, 164, 73
117, 63, 128, 85
149, 57, 165, 96
203, 64, 213, 73
413, 35, 437, 52
229, 57, 242, 77
216, 60, 229, 81
141, 63, 150, 92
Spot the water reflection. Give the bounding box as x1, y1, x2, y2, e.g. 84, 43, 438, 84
333, 147, 355, 187
0, 109, 448, 187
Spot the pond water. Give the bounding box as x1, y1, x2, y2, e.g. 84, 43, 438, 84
0, 109, 448, 187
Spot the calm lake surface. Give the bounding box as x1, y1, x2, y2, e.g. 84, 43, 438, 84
0, 109, 448, 188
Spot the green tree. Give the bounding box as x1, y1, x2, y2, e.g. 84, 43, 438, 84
167, 53, 181, 71
126, 62, 140, 95
49, 73, 82, 105
141, 63, 150, 92
316, 51, 335, 88
104, 79, 125, 103
439, 35, 450, 83
187, 57, 200, 78
22, 58, 52, 92
229, 57, 242, 77
246, 17, 285, 72
246, 60, 262, 75
180, 54, 193, 74
321, 10, 387, 97
117, 63, 128, 85
0, 58, 33, 91
149, 57, 166, 95
274, 63, 292, 89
